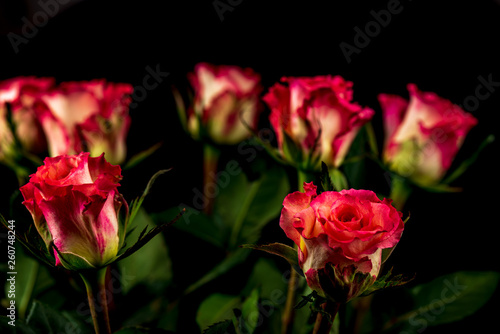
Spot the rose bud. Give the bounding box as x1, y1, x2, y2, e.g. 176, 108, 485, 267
36, 80, 133, 164
379, 84, 477, 186
280, 182, 404, 302
20, 152, 124, 270
263, 75, 374, 171
0, 76, 54, 164
186, 62, 262, 145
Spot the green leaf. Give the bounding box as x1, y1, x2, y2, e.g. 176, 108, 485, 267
236, 166, 290, 245
442, 134, 495, 184
243, 258, 287, 301
117, 208, 172, 294
329, 168, 348, 191
3, 246, 39, 319
25, 300, 92, 334
127, 169, 172, 226
197, 294, 241, 331
240, 288, 260, 334
281, 131, 303, 166
202, 320, 237, 334
388, 271, 500, 331
115, 207, 184, 263
241, 243, 302, 276
123, 142, 163, 170
213, 164, 289, 249
319, 162, 334, 193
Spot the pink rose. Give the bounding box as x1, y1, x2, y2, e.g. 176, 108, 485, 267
379, 84, 478, 185
36, 80, 133, 164
20, 152, 124, 270
187, 62, 262, 144
280, 182, 404, 302
263, 76, 374, 170
0, 76, 54, 163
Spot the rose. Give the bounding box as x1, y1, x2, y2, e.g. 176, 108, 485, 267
186, 62, 262, 144
36, 80, 133, 164
280, 182, 404, 302
379, 84, 478, 186
0, 76, 54, 164
263, 75, 374, 170
20, 152, 124, 270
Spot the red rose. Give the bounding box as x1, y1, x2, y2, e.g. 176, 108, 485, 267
379, 84, 478, 185
37, 80, 133, 164
187, 62, 262, 144
20, 152, 124, 270
0, 76, 54, 163
263, 75, 374, 170
280, 182, 404, 302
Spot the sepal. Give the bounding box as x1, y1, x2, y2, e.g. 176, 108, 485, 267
314, 263, 377, 303
361, 267, 413, 296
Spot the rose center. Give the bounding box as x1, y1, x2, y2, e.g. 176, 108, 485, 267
338, 211, 357, 222
332, 204, 361, 229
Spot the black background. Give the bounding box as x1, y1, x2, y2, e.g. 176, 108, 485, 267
1, 0, 499, 333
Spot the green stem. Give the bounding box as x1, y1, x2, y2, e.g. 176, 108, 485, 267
389, 175, 412, 211
351, 295, 373, 334
312, 301, 340, 334
297, 169, 314, 192
80, 267, 111, 334
203, 143, 220, 215
281, 268, 298, 334
229, 178, 262, 249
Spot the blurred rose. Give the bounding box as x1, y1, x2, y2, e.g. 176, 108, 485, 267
187, 62, 262, 144
37, 79, 133, 164
263, 75, 374, 170
280, 182, 404, 302
379, 84, 478, 185
20, 152, 124, 270
0, 76, 54, 163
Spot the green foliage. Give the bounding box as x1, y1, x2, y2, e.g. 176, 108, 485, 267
383, 271, 500, 332
118, 208, 172, 294
0, 301, 93, 334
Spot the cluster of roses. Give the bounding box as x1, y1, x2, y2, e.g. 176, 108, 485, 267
1, 62, 477, 333
0, 77, 133, 168
178, 63, 477, 309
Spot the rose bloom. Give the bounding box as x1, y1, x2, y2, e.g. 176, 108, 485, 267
36, 79, 133, 165
379, 84, 478, 185
263, 75, 374, 170
187, 62, 262, 145
20, 152, 124, 270
0, 76, 54, 163
280, 182, 404, 302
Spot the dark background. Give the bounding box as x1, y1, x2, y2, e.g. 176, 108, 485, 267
1, 0, 499, 333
